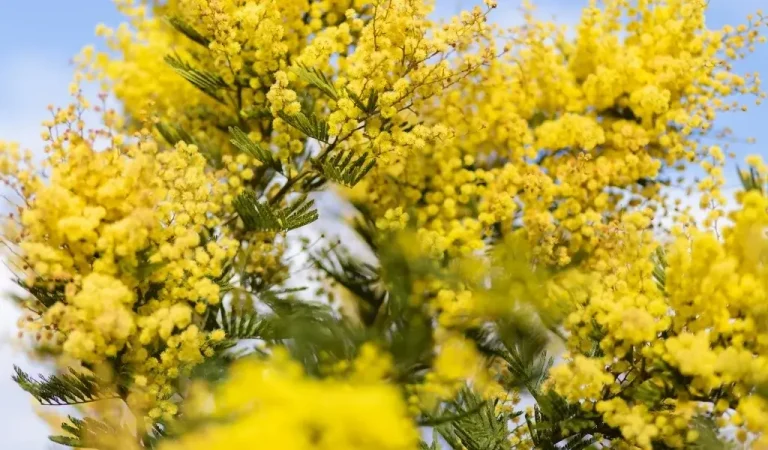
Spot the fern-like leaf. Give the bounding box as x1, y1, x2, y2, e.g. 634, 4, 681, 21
283, 194, 319, 229
294, 64, 339, 101
155, 122, 191, 146
155, 122, 222, 167
433, 388, 513, 450
690, 416, 738, 450
317, 150, 376, 187
652, 246, 667, 290
419, 436, 441, 450
50, 416, 133, 449
165, 16, 210, 47
229, 126, 281, 172
467, 316, 552, 393
15, 278, 65, 309
737, 164, 765, 194
310, 243, 385, 326
219, 306, 268, 339
277, 111, 330, 143
347, 88, 379, 115
13, 366, 118, 406
233, 191, 318, 232
165, 53, 228, 103
233, 191, 282, 231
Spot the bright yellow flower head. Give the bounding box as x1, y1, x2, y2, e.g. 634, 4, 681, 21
160, 349, 419, 450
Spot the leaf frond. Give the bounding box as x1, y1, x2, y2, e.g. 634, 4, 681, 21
13, 366, 118, 406
309, 243, 385, 326
155, 122, 222, 168
433, 388, 513, 450
50, 416, 133, 449
229, 126, 282, 172
277, 111, 330, 144
317, 150, 376, 187
219, 306, 268, 340
15, 278, 65, 309
347, 88, 379, 115
164, 53, 228, 103
165, 16, 210, 47
737, 164, 766, 194
233, 190, 319, 232
652, 246, 667, 290
294, 64, 339, 101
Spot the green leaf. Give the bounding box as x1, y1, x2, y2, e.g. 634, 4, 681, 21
14, 278, 65, 309
652, 246, 667, 290
50, 416, 133, 449
630, 379, 664, 406
737, 164, 765, 194
240, 105, 272, 120
419, 436, 442, 450
229, 126, 281, 172
690, 416, 737, 450
433, 388, 513, 450
255, 294, 364, 376
155, 122, 188, 146
528, 111, 549, 128
155, 122, 222, 168
219, 306, 268, 340
467, 315, 552, 393
561, 435, 599, 450
294, 64, 339, 101
317, 150, 376, 187
310, 244, 385, 326
233, 190, 319, 232
277, 111, 330, 143
188, 346, 240, 384
165, 53, 228, 103
165, 16, 210, 47
13, 366, 118, 406
347, 88, 379, 115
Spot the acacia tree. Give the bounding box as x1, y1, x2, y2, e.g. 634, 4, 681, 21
2, 0, 768, 449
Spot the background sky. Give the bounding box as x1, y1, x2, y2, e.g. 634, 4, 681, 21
0, 1, 766, 448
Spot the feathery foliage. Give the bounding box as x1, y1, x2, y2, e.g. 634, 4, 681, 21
50, 416, 134, 449
277, 111, 331, 143
294, 65, 339, 101
164, 53, 228, 103
155, 121, 223, 168
316, 150, 376, 187
310, 242, 385, 325
432, 389, 515, 450
347, 88, 380, 115
233, 190, 318, 232
229, 126, 282, 172
217, 306, 267, 340
13, 366, 118, 406
5, 0, 768, 449
738, 164, 766, 193
164, 16, 210, 47
652, 246, 667, 289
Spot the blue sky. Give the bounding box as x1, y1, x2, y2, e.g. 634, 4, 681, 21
0, 1, 766, 448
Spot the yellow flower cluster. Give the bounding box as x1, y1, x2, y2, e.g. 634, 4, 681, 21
340, 0, 766, 341
5, 0, 768, 448
552, 174, 768, 448
2, 92, 237, 417
548, 355, 613, 403
79, 0, 367, 162
160, 348, 419, 450
413, 334, 487, 408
